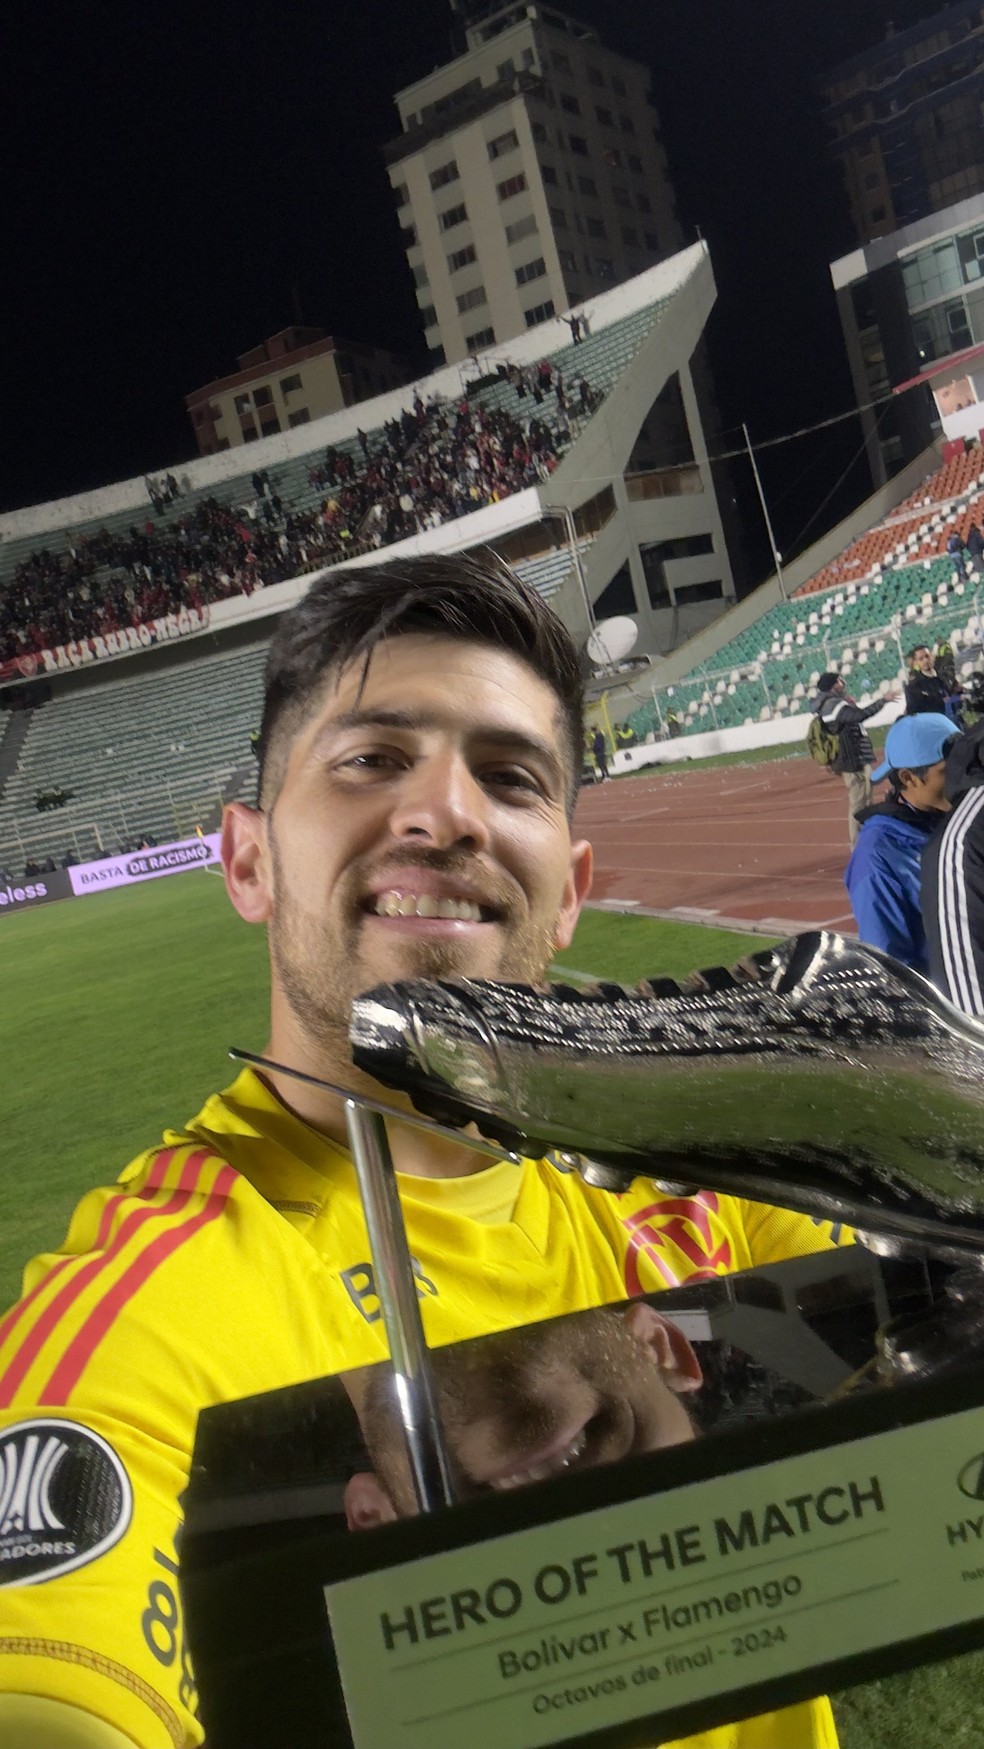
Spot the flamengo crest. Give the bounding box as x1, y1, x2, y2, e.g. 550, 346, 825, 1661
0, 1419, 132, 1586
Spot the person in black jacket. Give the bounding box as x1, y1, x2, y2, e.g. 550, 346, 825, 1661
811, 672, 899, 847
922, 717, 984, 1015
904, 644, 949, 715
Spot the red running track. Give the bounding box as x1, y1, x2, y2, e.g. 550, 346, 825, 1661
573, 755, 860, 936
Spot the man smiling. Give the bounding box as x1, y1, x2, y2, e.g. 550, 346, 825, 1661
0, 552, 843, 1748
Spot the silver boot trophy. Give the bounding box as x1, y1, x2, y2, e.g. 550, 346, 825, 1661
349, 929, 984, 1395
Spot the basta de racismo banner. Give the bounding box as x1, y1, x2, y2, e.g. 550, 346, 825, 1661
0, 835, 221, 919
67, 833, 222, 896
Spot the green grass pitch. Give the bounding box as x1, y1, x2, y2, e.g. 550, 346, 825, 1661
0, 871, 981, 1746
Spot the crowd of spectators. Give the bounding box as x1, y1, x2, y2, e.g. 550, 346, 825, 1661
0, 378, 582, 667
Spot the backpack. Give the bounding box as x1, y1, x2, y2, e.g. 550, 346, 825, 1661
806, 711, 840, 768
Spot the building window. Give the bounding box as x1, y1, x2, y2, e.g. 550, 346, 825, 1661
568, 134, 588, 156
636, 191, 652, 212
497, 173, 528, 200
399, 222, 417, 247
456, 284, 488, 313
603, 146, 622, 168
497, 56, 515, 77
488, 128, 519, 158
870, 204, 886, 222
627, 153, 643, 174
587, 65, 604, 86
428, 344, 446, 367
234, 393, 252, 415
541, 163, 558, 185
439, 202, 468, 229
521, 47, 535, 67
253, 386, 273, 407
560, 92, 581, 114
864, 171, 880, 190
620, 224, 639, 246
577, 173, 598, 196
259, 415, 280, 436
531, 120, 548, 142
515, 256, 547, 285
393, 181, 409, 206
420, 304, 436, 328
429, 159, 459, 189
447, 243, 477, 272
594, 257, 615, 281
287, 408, 310, 428
411, 262, 429, 288
524, 300, 555, 327
619, 112, 635, 134
644, 229, 660, 250
612, 184, 631, 207
279, 373, 302, 394
595, 106, 613, 126
611, 75, 627, 96
552, 51, 571, 72
549, 204, 568, 227
586, 215, 607, 238
558, 247, 577, 272
465, 326, 495, 349
504, 212, 538, 245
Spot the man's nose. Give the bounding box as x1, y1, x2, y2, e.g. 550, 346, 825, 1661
388, 752, 491, 851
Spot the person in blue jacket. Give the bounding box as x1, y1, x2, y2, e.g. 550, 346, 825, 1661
845, 713, 956, 972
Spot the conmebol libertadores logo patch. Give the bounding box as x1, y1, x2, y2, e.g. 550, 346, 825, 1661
0, 1419, 132, 1585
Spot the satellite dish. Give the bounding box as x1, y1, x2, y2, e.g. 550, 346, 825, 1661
586, 616, 638, 666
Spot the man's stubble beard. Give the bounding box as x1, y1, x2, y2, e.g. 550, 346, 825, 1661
268, 839, 558, 1060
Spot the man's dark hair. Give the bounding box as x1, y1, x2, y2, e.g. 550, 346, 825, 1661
888, 763, 930, 794
257, 549, 585, 812
907, 644, 931, 664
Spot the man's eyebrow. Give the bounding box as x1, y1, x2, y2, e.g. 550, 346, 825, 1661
314, 708, 566, 785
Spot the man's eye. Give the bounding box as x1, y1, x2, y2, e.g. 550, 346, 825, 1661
340, 752, 403, 772
484, 766, 541, 793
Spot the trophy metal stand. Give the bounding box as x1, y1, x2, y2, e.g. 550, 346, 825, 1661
232, 1047, 523, 1516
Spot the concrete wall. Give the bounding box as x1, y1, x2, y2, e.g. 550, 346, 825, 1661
607, 698, 902, 773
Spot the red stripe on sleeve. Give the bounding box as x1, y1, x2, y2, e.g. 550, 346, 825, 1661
40, 1162, 237, 1405
0, 1150, 178, 1363
0, 1148, 196, 1410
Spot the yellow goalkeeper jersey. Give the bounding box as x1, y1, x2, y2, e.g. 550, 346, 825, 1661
0, 1068, 843, 1749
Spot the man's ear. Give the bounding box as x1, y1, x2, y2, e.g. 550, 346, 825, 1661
343, 1472, 399, 1534
553, 838, 593, 952
624, 1302, 703, 1394
222, 802, 273, 924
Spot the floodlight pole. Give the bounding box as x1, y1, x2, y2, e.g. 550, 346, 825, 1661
743, 423, 788, 602
543, 503, 594, 634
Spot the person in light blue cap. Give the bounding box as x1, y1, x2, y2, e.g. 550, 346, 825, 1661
845, 712, 957, 972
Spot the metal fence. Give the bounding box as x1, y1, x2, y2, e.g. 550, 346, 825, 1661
591, 591, 984, 747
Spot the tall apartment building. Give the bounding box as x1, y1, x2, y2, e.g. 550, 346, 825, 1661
819, 4, 984, 246
382, 2, 682, 366
831, 191, 984, 484
184, 327, 411, 456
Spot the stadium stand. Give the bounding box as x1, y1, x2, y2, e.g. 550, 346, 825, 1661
2, 245, 721, 874
797, 447, 984, 598
0, 299, 668, 672
624, 442, 984, 744
0, 643, 268, 869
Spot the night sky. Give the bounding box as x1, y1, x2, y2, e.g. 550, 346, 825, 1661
4, 0, 943, 578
